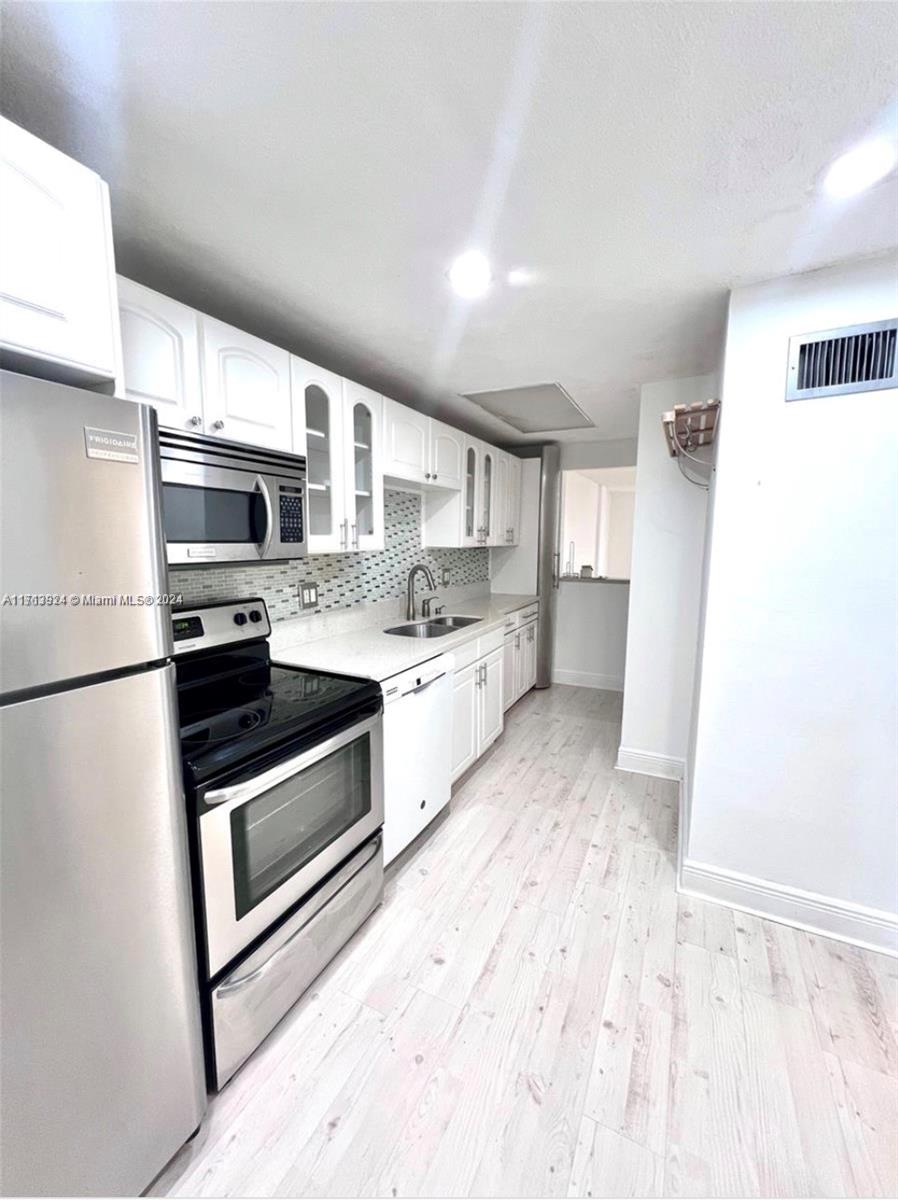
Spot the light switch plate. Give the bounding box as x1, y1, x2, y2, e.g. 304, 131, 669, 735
440, 567, 451, 586
300, 582, 319, 610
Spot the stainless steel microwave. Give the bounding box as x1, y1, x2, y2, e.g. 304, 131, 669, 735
158, 429, 307, 564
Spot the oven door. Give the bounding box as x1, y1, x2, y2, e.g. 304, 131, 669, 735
197, 713, 384, 976
160, 460, 302, 564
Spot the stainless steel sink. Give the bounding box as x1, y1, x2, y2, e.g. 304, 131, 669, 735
383, 621, 455, 639
383, 614, 482, 638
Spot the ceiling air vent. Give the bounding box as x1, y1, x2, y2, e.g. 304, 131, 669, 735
786, 320, 897, 402
464, 382, 593, 433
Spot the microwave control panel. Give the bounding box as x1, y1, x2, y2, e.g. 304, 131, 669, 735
279, 485, 304, 544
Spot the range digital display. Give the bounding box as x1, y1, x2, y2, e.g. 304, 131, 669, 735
173, 615, 204, 642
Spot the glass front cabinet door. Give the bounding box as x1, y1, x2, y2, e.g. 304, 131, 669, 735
462, 439, 481, 546
342, 381, 384, 551
290, 358, 347, 553
480, 448, 495, 545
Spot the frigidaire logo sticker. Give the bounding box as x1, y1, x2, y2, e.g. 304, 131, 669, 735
84, 427, 140, 464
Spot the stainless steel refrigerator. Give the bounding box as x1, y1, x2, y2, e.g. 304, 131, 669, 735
0, 371, 206, 1195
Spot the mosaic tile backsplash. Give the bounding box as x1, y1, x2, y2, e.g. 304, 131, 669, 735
169, 490, 490, 623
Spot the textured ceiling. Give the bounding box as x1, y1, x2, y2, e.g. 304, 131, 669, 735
2, 1, 896, 443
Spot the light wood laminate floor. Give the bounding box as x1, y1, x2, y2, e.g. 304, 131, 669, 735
154, 685, 898, 1199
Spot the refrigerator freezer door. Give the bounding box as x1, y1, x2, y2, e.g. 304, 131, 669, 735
0, 664, 206, 1196
0, 370, 171, 694
535, 443, 561, 688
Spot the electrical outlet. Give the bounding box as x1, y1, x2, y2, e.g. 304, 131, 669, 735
300, 582, 319, 610
440, 566, 451, 586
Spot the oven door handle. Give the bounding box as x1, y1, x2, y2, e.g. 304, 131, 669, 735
203, 712, 381, 808
215, 835, 382, 996
256, 475, 275, 559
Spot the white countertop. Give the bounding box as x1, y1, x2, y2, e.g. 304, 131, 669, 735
272, 593, 539, 682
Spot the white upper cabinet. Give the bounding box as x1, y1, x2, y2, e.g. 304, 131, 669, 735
480, 445, 497, 545
291, 357, 346, 553
200, 317, 292, 451
429, 418, 464, 491
382, 399, 464, 492
343, 380, 384, 551
382, 398, 429, 485
116, 277, 203, 430
506, 455, 522, 544
491, 452, 509, 547
0, 117, 118, 384
462, 439, 482, 546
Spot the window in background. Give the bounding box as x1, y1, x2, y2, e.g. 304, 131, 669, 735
560, 466, 636, 579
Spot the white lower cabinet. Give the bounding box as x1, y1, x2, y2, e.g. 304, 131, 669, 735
479, 647, 504, 747
502, 609, 539, 711
518, 619, 538, 694
451, 644, 504, 783
451, 663, 479, 783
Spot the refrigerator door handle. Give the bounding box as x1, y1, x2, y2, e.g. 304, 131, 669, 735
552, 550, 561, 589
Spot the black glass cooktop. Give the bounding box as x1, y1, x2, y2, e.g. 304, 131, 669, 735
176, 645, 381, 786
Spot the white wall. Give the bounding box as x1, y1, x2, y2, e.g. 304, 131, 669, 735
561, 438, 638, 470
604, 487, 636, 579
618, 374, 716, 777
685, 256, 898, 947
552, 581, 630, 691
490, 457, 540, 594
560, 471, 600, 574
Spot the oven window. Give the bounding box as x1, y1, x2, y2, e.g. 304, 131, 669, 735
162, 483, 266, 544
230, 734, 372, 919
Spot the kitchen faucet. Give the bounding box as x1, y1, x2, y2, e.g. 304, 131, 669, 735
406, 563, 437, 621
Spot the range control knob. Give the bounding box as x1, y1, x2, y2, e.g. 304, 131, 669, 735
249, 609, 263, 623
233, 612, 248, 626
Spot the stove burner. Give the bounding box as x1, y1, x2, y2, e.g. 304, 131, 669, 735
173, 613, 382, 786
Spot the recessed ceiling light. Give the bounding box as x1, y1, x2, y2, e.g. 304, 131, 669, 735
448, 250, 492, 299
824, 139, 898, 198
507, 268, 536, 286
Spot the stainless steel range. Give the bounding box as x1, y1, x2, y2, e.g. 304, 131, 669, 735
172, 598, 384, 1088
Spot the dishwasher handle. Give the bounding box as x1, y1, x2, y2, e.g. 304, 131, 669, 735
404, 672, 446, 698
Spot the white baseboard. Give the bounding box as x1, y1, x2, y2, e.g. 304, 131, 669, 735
552, 669, 623, 692
616, 746, 685, 780
680, 859, 898, 957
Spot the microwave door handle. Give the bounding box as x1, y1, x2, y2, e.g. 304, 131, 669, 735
256, 475, 275, 558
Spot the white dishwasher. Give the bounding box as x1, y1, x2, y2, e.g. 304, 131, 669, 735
382, 654, 453, 865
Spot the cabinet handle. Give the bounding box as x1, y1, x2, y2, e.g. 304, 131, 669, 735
425, 472, 431, 480
212, 419, 225, 431
433, 473, 438, 480
351, 523, 358, 549
189, 415, 202, 428
340, 518, 348, 550
515, 633, 520, 649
